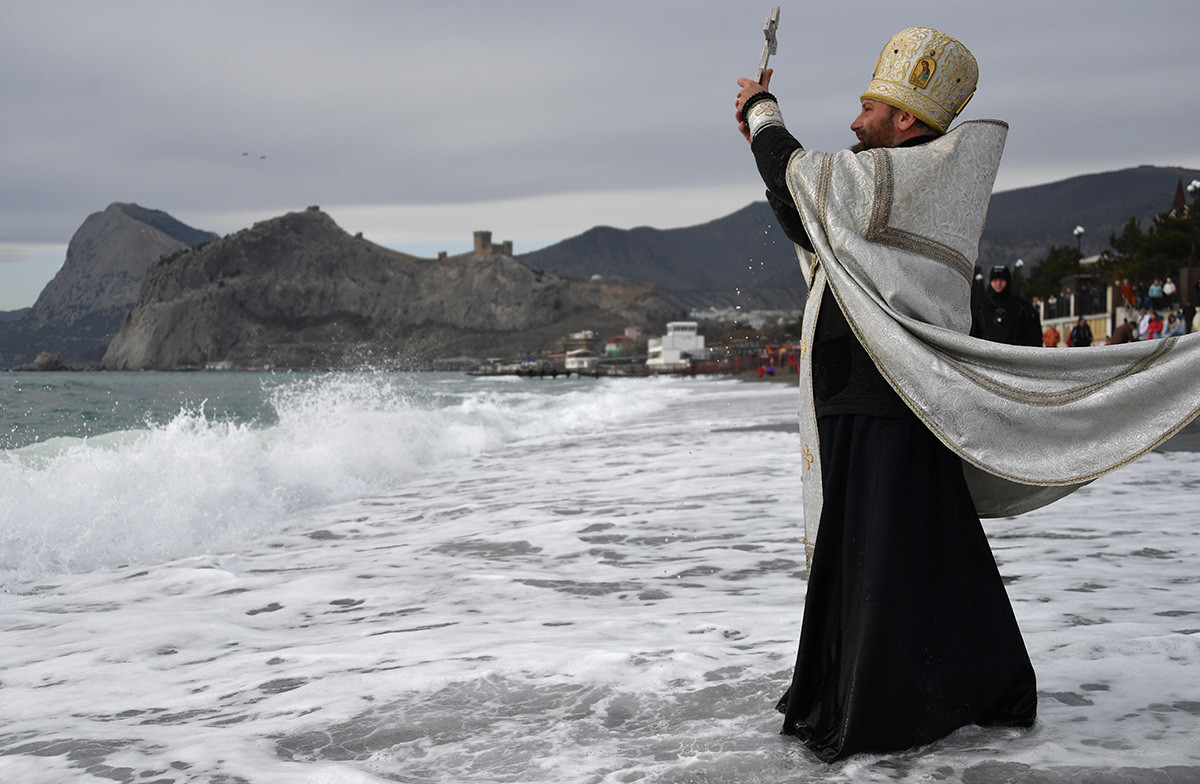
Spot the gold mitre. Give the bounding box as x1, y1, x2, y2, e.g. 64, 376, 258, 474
861, 27, 978, 134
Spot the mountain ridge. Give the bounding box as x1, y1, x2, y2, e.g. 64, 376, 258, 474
5, 165, 1198, 370
520, 166, 1200, 308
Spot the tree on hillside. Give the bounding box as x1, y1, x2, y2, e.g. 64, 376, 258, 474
1097, 208, 1200, 285
1024, 245, 1081, 300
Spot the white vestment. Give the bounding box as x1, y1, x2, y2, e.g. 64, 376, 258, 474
789, 120, 1200, 567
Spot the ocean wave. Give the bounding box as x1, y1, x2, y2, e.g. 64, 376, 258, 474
0, 373, 684, 586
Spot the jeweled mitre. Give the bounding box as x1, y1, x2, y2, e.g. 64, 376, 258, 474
861, 27, 978, 134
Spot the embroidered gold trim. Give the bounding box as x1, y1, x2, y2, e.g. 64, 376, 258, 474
816, 153, 833, 228
864, 148, 973, 281
944, 337, 1179, 406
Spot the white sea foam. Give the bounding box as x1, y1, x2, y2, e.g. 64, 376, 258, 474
0, 374, 689, 585
1, 373, 1197, 783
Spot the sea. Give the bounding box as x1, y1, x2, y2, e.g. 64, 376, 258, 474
1, 371, 1197, 783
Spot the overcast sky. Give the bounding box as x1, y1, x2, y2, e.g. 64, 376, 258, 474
2, 0, 1197, 310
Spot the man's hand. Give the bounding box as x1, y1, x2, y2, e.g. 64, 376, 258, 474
735, 68, 773, 142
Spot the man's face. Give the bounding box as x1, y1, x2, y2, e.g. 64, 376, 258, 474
850, 99, 900, 152
991, 278, 1008, 293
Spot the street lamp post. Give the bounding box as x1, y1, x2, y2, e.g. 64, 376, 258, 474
1073, 225, 1085, 257
1189, 181, 1200, 266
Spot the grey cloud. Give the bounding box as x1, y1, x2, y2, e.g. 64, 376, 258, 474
2, 0, 1197, 248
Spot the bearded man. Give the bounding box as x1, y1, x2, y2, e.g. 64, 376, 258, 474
734, 26, 1200, 762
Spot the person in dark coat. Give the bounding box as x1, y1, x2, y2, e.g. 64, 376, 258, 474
971, 266, 1044, 346
1068, 316, 1094, 347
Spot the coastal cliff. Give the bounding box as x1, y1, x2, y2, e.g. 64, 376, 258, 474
102, 207, 676, 370
0, 203, 217, 367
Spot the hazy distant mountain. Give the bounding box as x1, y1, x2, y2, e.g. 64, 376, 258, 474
521, 166, 1200, 309
520, 203, 802, 310
0, 203, 217, 367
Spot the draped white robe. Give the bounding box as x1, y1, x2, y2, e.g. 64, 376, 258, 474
789, 120, 1200, 568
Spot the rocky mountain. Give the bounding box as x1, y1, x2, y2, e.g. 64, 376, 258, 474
102, 207, 678, 371
520, 166, 1200, 307
0, 203, 217, 367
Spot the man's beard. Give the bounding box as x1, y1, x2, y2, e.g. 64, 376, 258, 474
850, 128, 890, 153
850, 108, 899, 152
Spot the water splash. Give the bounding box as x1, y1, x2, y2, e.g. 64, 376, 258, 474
0, 372, 682, 586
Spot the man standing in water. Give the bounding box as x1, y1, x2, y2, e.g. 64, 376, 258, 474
733, 28, 1037, 760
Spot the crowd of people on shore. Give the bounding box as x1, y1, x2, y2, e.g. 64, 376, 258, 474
1109, 278, 1196, 343
974, 267, 1196, 348
1040, 277, 1196, 347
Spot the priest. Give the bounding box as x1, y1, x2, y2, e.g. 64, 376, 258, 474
734, 26, 1200, 762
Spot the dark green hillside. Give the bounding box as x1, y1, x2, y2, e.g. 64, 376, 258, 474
979, 166, 1200, 271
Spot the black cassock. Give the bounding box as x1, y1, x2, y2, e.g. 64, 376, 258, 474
775, 411, 1037, 761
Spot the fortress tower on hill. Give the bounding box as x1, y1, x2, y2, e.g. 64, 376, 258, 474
473, 230, 513, 257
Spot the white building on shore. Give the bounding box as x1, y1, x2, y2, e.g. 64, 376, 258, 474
646, 321, 704, 371
564, 349, 599, 373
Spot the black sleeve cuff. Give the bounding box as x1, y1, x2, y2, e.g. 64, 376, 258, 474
739, 91, 778, 126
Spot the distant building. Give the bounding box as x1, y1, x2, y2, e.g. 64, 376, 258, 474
604, 334, 633, 357
564, 349, 599, 373
433, 356, 480, 372
646, 321, 704, 371
560, 330, 598, 354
